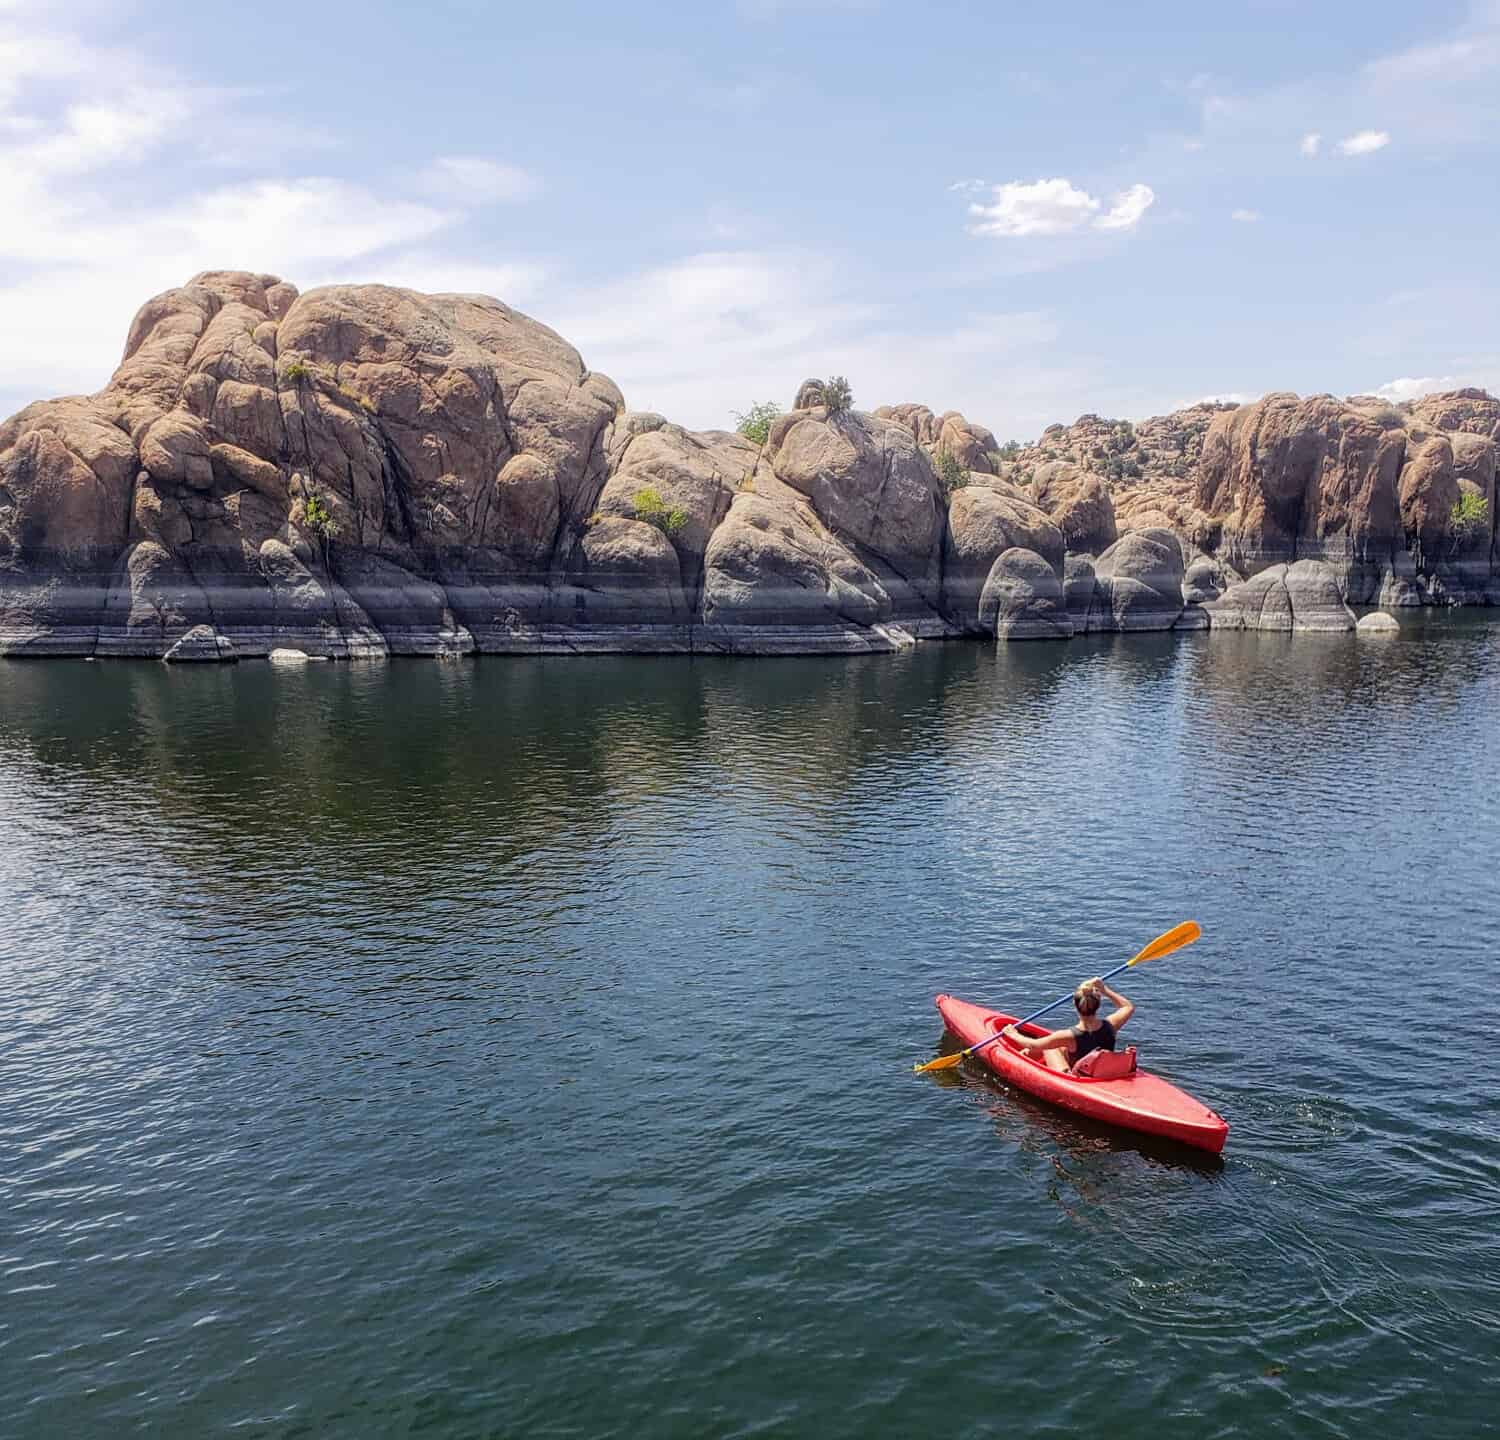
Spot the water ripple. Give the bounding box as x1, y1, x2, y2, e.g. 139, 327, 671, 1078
1, 622, 1498, 1437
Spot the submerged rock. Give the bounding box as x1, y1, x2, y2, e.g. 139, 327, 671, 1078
162, 624, 236, 662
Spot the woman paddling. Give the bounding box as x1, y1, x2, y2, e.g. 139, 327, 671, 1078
1001, 977, 1134, 1073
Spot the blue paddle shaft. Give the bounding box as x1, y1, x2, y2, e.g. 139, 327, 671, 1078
965, 958, 1133, 1057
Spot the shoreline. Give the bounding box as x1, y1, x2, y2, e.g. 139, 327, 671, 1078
1, 603, 1472, 665
5, 273, 1498, 665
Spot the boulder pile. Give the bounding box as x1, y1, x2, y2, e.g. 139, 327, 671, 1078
2, 270, 1495, 657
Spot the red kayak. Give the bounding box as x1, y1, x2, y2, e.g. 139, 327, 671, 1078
935, 994, 1228, 1154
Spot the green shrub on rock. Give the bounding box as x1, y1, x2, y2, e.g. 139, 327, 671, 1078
733, 401, 781, 446
1450, 491, 1489, 542
633, 486, 687, 537
935, 448, 967, 494
822, 375, 853, 416
303, 490, 338, 542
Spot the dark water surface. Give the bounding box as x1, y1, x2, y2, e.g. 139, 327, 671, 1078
3, 621, 1499, 1438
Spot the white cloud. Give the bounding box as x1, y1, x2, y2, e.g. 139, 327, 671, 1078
0, 181, 460, 396
1180, 4, 1500, 164
0, 172, 454, 270
1338, 129, 1391, 154
967, 177, 1153, 238
331, 254, 550, 302
1364, 33, 1500, 88
419, 155, 537, 204
545, 248, 1077, 437
0, 4, 479, 395
947, 178, 987, 193
174, 181, 453, 273
968, 178, 1099, 237
0, 3, 1090, 441
1096, 184, 1155, 230
1372, 375, 1465, 402
1231, 208, 1261, 222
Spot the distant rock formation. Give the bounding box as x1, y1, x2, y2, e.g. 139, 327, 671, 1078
2, 269, 1497, 658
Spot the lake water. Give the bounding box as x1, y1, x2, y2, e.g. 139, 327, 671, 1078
3, 620, 1499, 1438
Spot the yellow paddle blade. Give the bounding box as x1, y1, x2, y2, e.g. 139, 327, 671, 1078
912, 1048, 970, 1074
1128, 920, 1201, 965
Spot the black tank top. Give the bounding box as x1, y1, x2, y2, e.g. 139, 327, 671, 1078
1072, 1018, 1116, 1063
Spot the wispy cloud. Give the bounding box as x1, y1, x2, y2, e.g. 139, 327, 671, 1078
546, 248, 1076, 436
1230, 208, 1261, 222
1096, 184, 1155, 230
1363, 32, 1500, 88
1184, 391, 1257, 407
734, 0, 874, 17
419, 155, 538, 204
1339, 129, 1391, 155
1300, 131, 1321, 156
967, 177, 1155, 238
0, 4, 486, 395
1373, 374, 1466, 402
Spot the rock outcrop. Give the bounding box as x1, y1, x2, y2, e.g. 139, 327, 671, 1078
875, 404, 1002, 477
3, 268, 1499, 659
0, 274, 957, 657
979, 548, 1073, 640
1011, 391, 1500, 617
1206, 560, 1356, 633
1194, 395, 1408, 601
1033, 462, 1118, 555
761, 405, 948, 627
1062, 553, 1098, 630
1080, 528, 1186, 633
943, 481, 1064, 632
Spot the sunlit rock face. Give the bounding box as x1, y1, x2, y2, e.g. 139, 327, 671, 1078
2, 270, 1497, 656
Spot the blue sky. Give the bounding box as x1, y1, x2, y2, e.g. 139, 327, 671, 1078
3, 0, 1499, 438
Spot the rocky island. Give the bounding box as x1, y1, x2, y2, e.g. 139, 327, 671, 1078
2, 270, 1496, 660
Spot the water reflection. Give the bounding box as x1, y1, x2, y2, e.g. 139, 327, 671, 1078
4, 621, 1500, 1440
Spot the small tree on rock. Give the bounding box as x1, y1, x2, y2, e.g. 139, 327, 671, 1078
935, 448, 967, 494
301, 487, 338, 568
1450, 491, 1490, 545
733, 401, 782, 446
822, 375, 853, 416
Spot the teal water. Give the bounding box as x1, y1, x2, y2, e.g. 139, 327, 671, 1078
2, 623, 1499, 1438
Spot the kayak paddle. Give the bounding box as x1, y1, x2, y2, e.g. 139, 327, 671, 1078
912, 920, 1201, 1074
